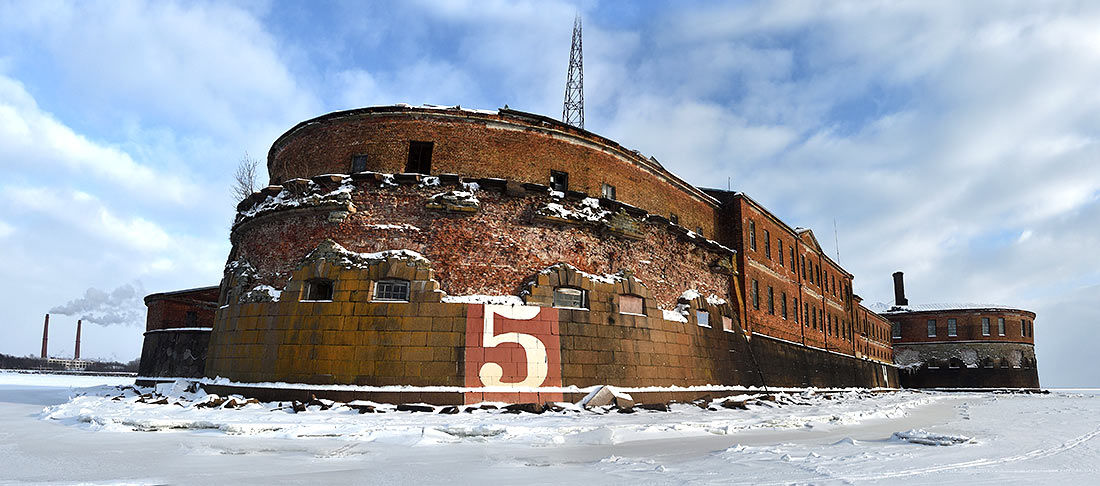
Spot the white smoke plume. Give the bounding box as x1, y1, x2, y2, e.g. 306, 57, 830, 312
49, 281, 147, 326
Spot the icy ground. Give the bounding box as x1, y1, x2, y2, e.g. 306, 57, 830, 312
2, 372, 1099, 485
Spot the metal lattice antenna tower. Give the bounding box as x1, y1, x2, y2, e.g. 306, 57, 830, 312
562, 14, 584, 129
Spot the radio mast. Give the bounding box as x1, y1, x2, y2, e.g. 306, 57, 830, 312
562, 14, 584, 129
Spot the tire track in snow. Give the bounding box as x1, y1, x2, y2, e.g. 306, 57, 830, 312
830, 422, 1100, 482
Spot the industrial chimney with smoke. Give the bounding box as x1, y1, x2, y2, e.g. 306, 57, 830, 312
75, 319, 82, 360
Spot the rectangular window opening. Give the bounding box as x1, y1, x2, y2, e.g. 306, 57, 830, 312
303, 278, 335, 302
553, 287, 588, 309
601, 183, 616, 200
351, 154, 369, 173
549, 170, 569, 192
373, 280, 410, 302
406, 141, 434, 174
696, 310, 710, 328
948, 318, 957, 337
892, 322, 901, 339
751, 280, 760, 310
998, 317, 1006, 336
764, 230, 771, 259
927, 319, 936, 338
982, 317, 991, 336
767, 286, 774, 315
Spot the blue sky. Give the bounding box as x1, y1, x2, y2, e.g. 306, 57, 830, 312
1, 0, 1097, 386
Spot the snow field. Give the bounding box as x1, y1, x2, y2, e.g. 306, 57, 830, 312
5, 372, 1100, 484
41, 378, 938, 447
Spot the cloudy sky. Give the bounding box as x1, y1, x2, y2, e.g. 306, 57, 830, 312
0, 1, 1096, 386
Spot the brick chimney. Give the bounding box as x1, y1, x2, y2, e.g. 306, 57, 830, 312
74, 319, 81, 360
41, 314, 49, 359
892, 271, 908, 306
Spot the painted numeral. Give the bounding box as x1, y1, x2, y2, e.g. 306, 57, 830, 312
478, 304, 548, 388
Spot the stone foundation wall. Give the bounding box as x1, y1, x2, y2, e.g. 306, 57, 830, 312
894, 341, 1039, 388
136, 329, 211, 382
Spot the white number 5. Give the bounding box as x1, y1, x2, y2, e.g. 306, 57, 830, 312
479, 304, 548, 388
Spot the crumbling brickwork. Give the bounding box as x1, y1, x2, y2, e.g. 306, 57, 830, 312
267, 107, 719, 238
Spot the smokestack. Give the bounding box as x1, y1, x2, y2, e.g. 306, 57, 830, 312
892, 271, 908, 306
41, 314, 49, 359
74, 319, 81, 360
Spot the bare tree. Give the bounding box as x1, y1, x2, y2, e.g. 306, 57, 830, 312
233, 152, 261, 203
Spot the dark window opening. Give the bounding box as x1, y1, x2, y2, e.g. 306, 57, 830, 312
406, 141, 434, 174
303, 278, 335, 301
764, 229, 771, 259
751, 279, 760, 310
549, 170, 569, 192
781, 292, 788, 319
767, 286, 774, 315
351, 154, 369, 173
184, 311, 198, 327
749, 220, 757, 250
778, 240, 784, 266
374, 280, 410, 302
601, 183, 616, 200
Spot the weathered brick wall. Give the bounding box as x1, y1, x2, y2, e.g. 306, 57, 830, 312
266, 108, 719, 237
889, 309, 1036, 345
231, 176, 732, 311
144, 287, 219, 331
855, 303, 894, 363
707, 190, 858, 356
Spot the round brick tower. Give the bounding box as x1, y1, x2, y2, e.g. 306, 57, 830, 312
202, 105, 758, 404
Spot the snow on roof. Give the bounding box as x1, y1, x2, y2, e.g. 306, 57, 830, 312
869, 302, 1023, 314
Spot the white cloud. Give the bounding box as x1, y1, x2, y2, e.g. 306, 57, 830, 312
0, 75, 197, 203
0, 0, 317, 141
4, 186, 172, 253
0, 219, 13, 238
